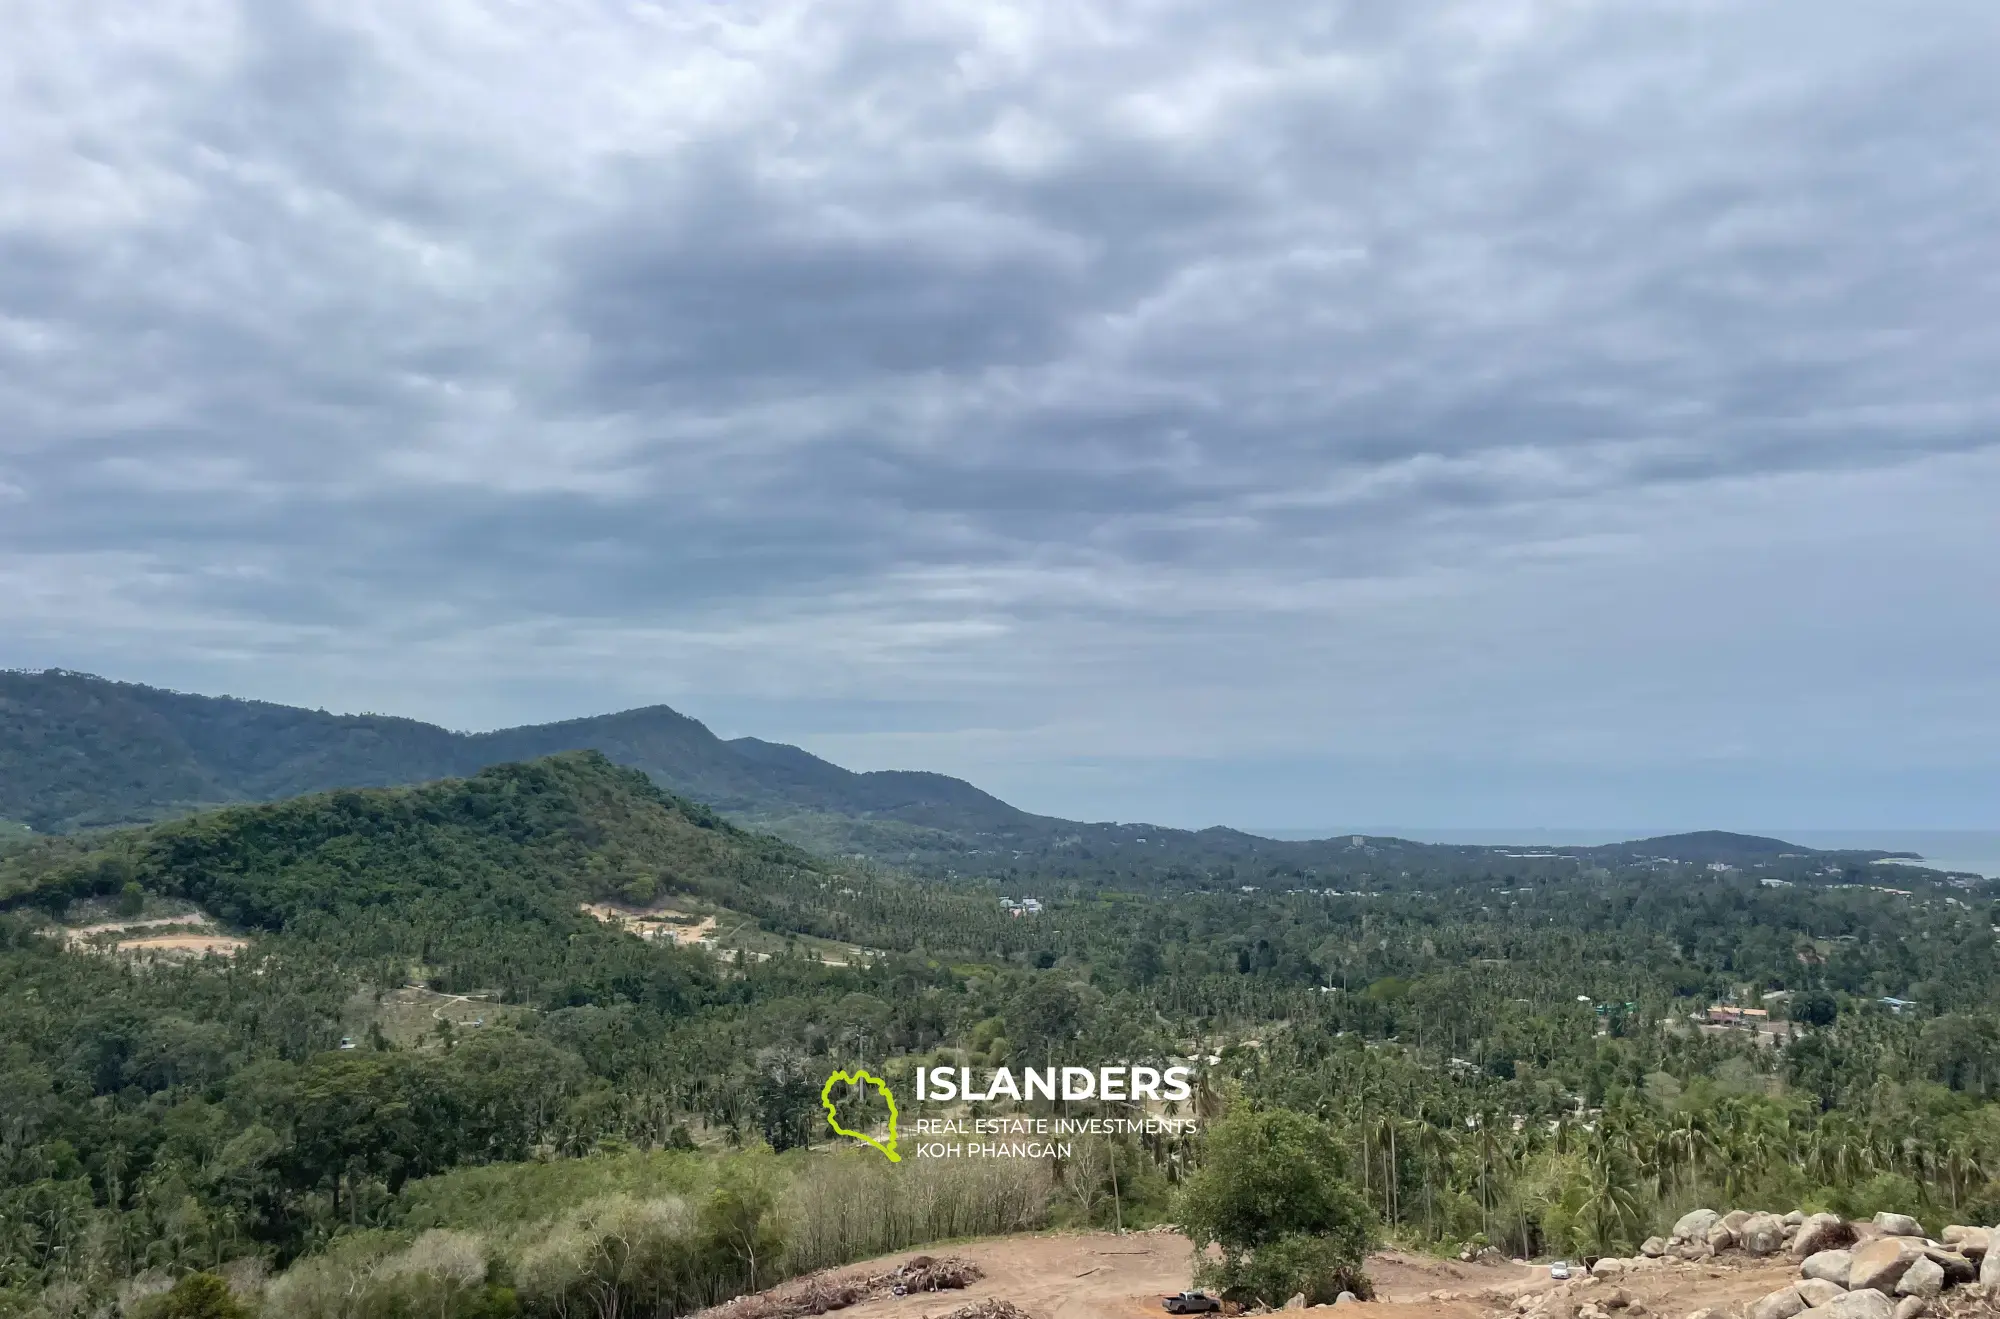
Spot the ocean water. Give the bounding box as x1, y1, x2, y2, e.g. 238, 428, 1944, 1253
1779, 830, 2000, 880
1254, 827, 2000, 879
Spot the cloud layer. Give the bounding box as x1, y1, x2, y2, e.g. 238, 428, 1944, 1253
4, 0, 1998, 827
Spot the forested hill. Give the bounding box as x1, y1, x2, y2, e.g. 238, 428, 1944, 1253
0, 668, 1037, 839
1, 670, 1909, 886
0, 751, 904, 992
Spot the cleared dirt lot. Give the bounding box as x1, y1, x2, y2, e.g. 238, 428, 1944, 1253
55, 912, 249, 959
764, 1233, 1540, 1319
755, 1233, 1811, 1319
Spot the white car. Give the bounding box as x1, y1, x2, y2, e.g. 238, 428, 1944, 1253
1549, 1262, 1572, 1281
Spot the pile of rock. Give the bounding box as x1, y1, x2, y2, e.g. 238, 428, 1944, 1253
1637, 1208, 1811, 1262
1508, 1276, 1648, 1319
1745, 1213, 1993, 1319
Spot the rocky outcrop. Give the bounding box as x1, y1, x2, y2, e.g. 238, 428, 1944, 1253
1896, 1259, 1944, 1301
1850, 1239, 1928, 1294
1672, 1210, 1722, 1245
1938, 1228, 1987, 1259
1799, 1291, 1893, 1319
1742, 1213, 1790, 1256
1769, 1214, 1993, 1319
1749, 1287, 1807, 1319
1794, 1215, 1857, 1259
1803, 1251, 1855, 1287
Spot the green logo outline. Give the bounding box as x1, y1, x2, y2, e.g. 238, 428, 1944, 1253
821, 1069, 901, 1162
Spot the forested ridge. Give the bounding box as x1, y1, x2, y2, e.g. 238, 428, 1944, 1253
0, 751, 1996, 1317
0, 671, 1918, 888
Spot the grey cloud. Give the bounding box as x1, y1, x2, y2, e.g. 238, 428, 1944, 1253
3, 0, 1998, 825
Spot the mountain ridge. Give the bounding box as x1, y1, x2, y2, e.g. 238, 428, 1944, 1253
0, 668, 1040, 837
0, 669, 1907, 880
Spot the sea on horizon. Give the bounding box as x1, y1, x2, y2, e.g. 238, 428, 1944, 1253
1250, 827, 2000, 879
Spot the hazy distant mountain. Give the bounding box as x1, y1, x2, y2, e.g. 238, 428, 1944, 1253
0, 669, 1908, 883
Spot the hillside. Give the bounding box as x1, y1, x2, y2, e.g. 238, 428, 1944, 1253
0, 751, 844, 993
0, 748, 1994, 1314
0, 670, 1905, 886
0, 669, 1037, 841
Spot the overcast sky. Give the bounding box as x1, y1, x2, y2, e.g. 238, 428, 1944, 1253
4, 1, 1998, 831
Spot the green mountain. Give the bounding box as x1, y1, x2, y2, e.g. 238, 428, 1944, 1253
0, 751, 855, 985
0, 669, 1035, 842
1, 670, 1900, 885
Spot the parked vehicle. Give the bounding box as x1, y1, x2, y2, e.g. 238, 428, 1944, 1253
1164, 1293, 1222, 1313
1549, 1262, 1572, 1280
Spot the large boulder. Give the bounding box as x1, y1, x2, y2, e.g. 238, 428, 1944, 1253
1922, 1249, 1975, 1286
1796, 1281, 1847, 1308
1872, 1213, 1924, 1239
1939, 1226, 1988, 1259
1786, 1212, 1807, 1227
1849, 1239, 1928, 1294
1801, 1291, 1893, 1319
1725, 1211, 1756, 1237
1803, 1250, 1855, 1287
1743, 1213, 1790, 1256
1893, 1259, 1942, 1301
1708, 1224, 1737, 1252
1889, 1300, 1925, 1319
1982, 1239, 2000, 1286
1591, 1259, 1628, 1279
1640, 1238, 1668, 1259
1673, 1210, 1722, 1244
1748, 1287, 1807, 1319
1794, 1215, 1858, 1259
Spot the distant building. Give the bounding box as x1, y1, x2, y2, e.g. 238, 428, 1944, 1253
1877, 996, 1918, 1014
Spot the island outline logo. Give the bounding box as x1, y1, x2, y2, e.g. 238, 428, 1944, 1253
820, 1068, 900, 1162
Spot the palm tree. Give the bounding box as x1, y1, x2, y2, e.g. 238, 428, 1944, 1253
1658, 1112, 1718, 1199
1577, 1143, 1644, 1259
1936, 1141, 1985, 1216
1406, 1108, 1457, 1241
1371, 1112, 1402, 1232
1471, 1115, 1509, 1247
1805, 1115, 1868, 1189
